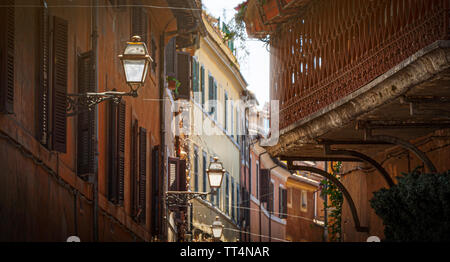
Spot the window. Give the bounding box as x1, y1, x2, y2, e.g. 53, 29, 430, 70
131, 119, 147, 224
107, 100, 126, 205
224, 92, 228, 131
192, 58, 200, 103
36, 11, 68, 153
0, 1, 14, 114
256, 161, 259, 199
279, 187, 287, 219
131, 1, 148, 44
200, 66, 205, 106
208, 75, 217, 118
231, 177, 235, 220
225, 173, 230, 215
202, 151, 207, 193
194, 146, 199, 192
76, 51, 96, 180
301, 190, 308, 212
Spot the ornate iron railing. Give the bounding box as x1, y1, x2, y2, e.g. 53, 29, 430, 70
270, 0, 450, 129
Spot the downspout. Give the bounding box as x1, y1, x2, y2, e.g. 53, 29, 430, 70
92, 0, 99, 242
247, 137, 257, 241
258, 150, 268, 241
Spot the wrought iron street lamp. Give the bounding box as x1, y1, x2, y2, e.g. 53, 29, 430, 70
211, 216, 224, 241
207, 157, 226, 189
165, 156, 227, 242
118, 36, 152, 89
67, 35, 153, 116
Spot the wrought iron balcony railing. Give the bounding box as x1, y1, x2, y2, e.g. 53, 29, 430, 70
269, 0, 449, 129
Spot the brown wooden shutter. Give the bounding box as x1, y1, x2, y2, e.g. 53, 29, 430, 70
108, 101, 118, 203
260, 169, 270, 203
178, 159, 187, 192
107, 99, 126, 205
165, 37, 177, 78
176, 52, 191, 99
131, 1, 147, 44
151, 146, 160, 235
282, 188, 287, 219
0, 0, 15, 114
37, 6, 49, 145
77, 51, 96, 178
131, 119, 139, 217
138, 127, 147, 223
51, 16, 68, 153
117, 101, 126, 205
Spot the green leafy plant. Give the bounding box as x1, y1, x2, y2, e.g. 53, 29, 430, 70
166, 76, 181, 95
321, 162, 343, 242
370, 168, 450, 241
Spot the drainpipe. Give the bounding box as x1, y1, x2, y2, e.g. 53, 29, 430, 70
92, 0, 99, 243
258, 151, 268, 241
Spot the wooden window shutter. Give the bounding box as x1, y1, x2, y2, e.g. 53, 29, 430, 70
178, 159, 187, 192
131, 119, 139, 217
77, 51, 96, 178
165, 37, 176, 78
0, 0, 15, 114
37, 6, 49, 146
282, 188, 287, 219
117, 101, 126, 205
138, 127, 147, 223
51, 16, 68, 153
108, 101, 118, 203
175, 52, 191, 99
107, 100, 126, 205
259, 169, 269, 203
200, 66, 205, 106
131, 1, 147, 44
151, 146, 160, 235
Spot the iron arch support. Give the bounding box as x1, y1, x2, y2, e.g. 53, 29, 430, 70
369, 135, 437, 173
324, 145, 395, 187
287, 163, 369, 233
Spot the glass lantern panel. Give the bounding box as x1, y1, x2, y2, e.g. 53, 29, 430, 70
124, 59, 146, 83
212, 227, 222, 239
208, 172, 223, 188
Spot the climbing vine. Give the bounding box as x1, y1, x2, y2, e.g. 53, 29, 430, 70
321, 161, 343, 242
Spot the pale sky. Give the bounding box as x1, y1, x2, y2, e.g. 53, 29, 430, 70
203, 0, 270, 107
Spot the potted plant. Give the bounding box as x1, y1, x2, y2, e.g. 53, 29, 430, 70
166, 76, 181, 93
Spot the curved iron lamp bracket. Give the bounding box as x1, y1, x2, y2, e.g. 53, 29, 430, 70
66, 86, 141, 117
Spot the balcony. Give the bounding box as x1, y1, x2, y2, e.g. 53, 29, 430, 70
267, 0, 450, 130
242, 0, 450, 161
